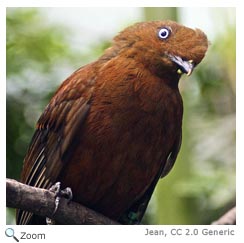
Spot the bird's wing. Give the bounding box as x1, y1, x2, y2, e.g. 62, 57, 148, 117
160, 130, 182, 178
119, 130, 182, 224
16, 67, 95, 224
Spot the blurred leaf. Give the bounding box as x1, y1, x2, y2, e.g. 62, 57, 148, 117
6, 8, 78, 180
7, 8, 72, 75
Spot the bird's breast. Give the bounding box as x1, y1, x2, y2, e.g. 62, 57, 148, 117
58, 67, 183, 220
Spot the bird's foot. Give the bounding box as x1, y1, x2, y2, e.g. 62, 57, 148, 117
50, 182, 73, 213
46, 182, 73, 225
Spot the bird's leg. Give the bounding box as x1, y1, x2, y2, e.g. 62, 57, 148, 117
46, 182, 73, 225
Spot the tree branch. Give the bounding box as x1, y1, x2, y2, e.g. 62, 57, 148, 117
6, 178, 119, 225
211, 207, 236, 225
7, 178, 236, 225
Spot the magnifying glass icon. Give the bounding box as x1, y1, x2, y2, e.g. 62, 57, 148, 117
5, 228, 19, 242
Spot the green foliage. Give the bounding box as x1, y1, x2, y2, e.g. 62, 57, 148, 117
6, 8, 77, 180
7, 8, 71, 75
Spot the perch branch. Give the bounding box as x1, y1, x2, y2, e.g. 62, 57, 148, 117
211, 206, 236, 225
6, 178, 119, 225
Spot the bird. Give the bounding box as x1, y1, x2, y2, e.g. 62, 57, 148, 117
16, 20, 208, 225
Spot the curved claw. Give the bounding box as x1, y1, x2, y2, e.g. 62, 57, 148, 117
46, 182, 73, 224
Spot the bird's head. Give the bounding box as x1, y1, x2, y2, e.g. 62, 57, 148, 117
112, 20, 208, 78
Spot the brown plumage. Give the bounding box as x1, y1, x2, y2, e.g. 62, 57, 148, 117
16, 20, 208, 224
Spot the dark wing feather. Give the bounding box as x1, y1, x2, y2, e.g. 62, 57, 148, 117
160, 130, 182, 178
16, 68, 95, 224
119, 130, 182, 224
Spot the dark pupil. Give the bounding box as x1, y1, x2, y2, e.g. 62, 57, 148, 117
161, 30, 167, 37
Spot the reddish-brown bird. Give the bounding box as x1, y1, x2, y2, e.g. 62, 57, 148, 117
16, 20, 208, 224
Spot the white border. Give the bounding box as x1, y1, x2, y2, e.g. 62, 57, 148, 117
1, 1, 242, 243
1, 0, 239, 7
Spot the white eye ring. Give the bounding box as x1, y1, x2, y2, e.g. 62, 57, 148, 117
158, 27, 171, 40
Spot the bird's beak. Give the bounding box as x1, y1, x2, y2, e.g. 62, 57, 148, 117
168, 54, 195, 76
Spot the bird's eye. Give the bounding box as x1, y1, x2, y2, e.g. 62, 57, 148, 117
158, 27, 171, 40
